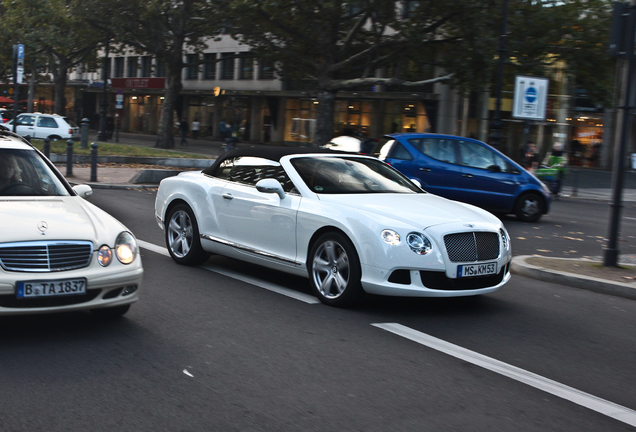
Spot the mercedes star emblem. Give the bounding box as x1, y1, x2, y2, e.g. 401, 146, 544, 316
37, 221, 48, 235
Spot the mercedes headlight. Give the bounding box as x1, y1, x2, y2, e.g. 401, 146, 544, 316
406, 232, 432, 255
115, 231, 137, 264
97, 245, 112, 267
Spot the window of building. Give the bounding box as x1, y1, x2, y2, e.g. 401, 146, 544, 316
403, 0, 421, 18
220, 53, 235, 80
113, 57, 124, 78
127, 56, 138, 78
239, 54, 254, 80
258, 59, 275, 80
203, 53, 216, 80
141, 56, 152, 77
185, 54, 198, 80
284, 99, 317, 143
155, 59, 166, 77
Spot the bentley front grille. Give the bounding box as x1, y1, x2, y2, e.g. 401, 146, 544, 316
443, 232, 499, 263
0, 241, 93, 272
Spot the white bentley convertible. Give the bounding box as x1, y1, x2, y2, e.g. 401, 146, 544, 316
0, 131, 143, 317
155, 147, 511, 307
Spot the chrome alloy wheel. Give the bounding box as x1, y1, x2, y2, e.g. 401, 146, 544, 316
311, 240, 351, 299
167, 209, 194, 258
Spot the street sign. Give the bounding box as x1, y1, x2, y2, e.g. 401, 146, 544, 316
14, 44, 24, 84
512, 75, 549, 121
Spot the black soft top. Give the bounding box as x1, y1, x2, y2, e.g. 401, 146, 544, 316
202, 145, 344, 176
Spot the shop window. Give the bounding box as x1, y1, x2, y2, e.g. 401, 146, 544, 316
113, 57, 124, 78
141, 56, 152, 77
284, 99, 317, 143
203, 53, 216, 80
185, 54, 198, 80
258, 59, 275, 80
239, 54, 254, 80
220, 53, 235, 80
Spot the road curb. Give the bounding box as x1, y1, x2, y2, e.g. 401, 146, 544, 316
511, 255, 636, 300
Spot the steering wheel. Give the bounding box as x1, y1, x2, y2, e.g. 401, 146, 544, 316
0, 182, 37, 195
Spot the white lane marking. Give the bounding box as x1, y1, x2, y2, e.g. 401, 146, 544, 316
372, 323, 636, 427
200, 263, 320, 304
183, 369, 194, 377
137, 239, 170, 257
625, 217, 636, 221
137, 240, 319, 304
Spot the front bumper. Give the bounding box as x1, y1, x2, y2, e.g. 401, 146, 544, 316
0, 259, 143, 316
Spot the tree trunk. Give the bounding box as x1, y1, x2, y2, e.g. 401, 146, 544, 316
155, 64, 183, 149
314, 90, 336, 147
52, 57, 68, 115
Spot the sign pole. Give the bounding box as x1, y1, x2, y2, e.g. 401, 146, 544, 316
12, 44, 24, 133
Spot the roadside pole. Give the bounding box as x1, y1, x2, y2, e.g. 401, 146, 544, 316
604, 0, 636, 267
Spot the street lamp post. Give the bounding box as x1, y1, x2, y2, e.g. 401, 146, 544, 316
489, 0, 509, 150
97, 36, 110, 142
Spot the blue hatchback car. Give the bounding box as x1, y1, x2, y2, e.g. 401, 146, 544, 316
376, 133, 551, 222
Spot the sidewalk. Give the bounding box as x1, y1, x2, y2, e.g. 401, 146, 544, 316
62, 131, 636, 300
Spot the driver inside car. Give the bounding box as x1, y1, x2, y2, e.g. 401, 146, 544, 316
0, 153, 23, 192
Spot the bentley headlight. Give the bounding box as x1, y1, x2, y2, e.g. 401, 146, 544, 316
97, 245, 112, 267
406, 232, 432, 255
115, 231, 137, 264
500, 228, 510, 249
381, 229, 401, 246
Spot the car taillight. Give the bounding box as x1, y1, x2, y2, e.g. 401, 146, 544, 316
68, 129, 73, 134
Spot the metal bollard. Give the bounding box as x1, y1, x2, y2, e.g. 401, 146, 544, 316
80, 118, 90, 149
90, 142, 98, 182
43, 137, 50, 158
66, 140, 73, 177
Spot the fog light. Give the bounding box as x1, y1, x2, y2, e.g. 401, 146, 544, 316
122, 285, 138, 296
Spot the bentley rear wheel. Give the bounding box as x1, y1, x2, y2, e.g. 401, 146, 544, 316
165, 203, 210, 265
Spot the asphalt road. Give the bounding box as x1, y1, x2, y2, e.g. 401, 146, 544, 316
1, 190, 636, 431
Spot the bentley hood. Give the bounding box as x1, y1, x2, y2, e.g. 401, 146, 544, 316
0, 197, 128, 246
317, 193, 501, 229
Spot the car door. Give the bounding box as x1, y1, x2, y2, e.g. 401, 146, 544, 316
13, 115, 36, 138
216, 158, 301, 264
34, 116, 59, 139
456, 140, 521, 211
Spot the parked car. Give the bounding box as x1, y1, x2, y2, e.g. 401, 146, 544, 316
155, 146, 512, 307
0, 131, 143, 317
323, 135, 379, 155
376, 133, 552, 222
6, 113, 80, 141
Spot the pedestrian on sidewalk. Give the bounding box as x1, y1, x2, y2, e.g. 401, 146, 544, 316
179, 118, 189, 146
191, 117, 200, 140
542, 142, 568, 196
523, 142, 540, 173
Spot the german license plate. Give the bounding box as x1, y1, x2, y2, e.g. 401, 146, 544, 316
458, 262, 497, 278
16, 278, 87, 298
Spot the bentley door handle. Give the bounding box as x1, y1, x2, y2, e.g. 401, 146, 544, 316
462, 174, 474, 178
222, 193, 234, 200
419, 167, 431, 172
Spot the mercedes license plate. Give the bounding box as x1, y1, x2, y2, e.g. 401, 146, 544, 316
458, 262, 497, 278
16, 278, 87, 298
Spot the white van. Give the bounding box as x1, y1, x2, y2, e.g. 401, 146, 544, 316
8, 113, 80, 141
